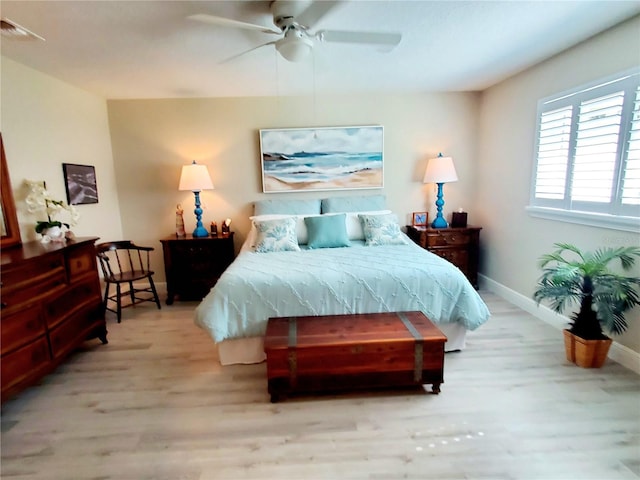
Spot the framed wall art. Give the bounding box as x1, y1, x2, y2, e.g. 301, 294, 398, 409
259, 125, 384, 193
62, 163, 98, 205
412, 211, 428, 227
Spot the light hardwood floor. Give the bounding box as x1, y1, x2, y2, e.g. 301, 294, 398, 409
1, 291, 639, 480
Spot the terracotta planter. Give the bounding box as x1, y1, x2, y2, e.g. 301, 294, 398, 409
563, 329, 612, 368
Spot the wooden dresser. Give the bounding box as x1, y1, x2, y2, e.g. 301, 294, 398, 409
406, 225, 481, 288
1, 237, 107, 402
160, 233, 235, 304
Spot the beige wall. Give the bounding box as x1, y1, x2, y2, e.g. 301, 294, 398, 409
1, 57, 123, 244
476, 16, 640, 353
107, 92, 480, 277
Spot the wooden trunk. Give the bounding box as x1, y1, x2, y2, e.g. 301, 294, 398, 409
264, 311, 447, 402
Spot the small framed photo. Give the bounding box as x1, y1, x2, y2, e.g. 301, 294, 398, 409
62, 163, 98, 205
412, 211, 428, 226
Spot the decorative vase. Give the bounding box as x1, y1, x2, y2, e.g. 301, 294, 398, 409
563, 329, 612, 368
41, 226, 66, 243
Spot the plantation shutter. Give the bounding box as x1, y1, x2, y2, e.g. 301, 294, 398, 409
534, 106, 572, 200
570, 91, 625, 203
530, 70, 640, 227
621, 85, 640, 205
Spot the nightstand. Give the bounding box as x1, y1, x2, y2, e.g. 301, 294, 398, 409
406, 225, 481, 289
160, 233, 235, 305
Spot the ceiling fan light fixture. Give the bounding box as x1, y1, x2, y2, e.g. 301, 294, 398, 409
189, 2, 401, 64
276, 35, 313, 62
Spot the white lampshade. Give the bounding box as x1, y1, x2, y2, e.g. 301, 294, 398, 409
423, 154, 458, 184
178, 161, 214, 191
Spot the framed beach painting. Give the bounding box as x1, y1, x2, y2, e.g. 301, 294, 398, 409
260, 125, 384, 193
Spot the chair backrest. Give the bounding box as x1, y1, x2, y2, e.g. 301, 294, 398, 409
96, 241, 154, 281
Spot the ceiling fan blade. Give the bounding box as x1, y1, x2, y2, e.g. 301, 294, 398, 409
220, 41, 277, 64
317, 30, 401, 47
295, 1, 343, 28
188, 14, 281, 35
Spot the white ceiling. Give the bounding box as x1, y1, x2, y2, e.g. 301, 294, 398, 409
1, 1, 639, 99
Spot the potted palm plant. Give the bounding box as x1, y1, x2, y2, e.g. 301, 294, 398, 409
534, 243, 640, 368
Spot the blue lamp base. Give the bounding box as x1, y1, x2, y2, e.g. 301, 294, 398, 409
193, 226, 209, 238
191, 191, 209, 238
431, 182, 449, 229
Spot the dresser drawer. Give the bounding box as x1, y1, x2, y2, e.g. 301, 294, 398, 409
45, 277, 102, 330
1, 269, 67, 312
67, 244, 98, 283
425, 231, 471, 247
174, 252, 232, 280
49, 307, 103, 359
170, 240, 232, 262
1, 304, 47, 355
2, 252, 65, 287
1, 337, 51, 393
431, 248, 469, 273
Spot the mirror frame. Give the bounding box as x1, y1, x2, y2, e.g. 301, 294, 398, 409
1, 132, 22, 248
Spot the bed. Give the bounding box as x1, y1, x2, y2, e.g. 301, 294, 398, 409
194, 195, 491, 365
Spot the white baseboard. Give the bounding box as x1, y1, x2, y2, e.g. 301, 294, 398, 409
479, 274, 640, 375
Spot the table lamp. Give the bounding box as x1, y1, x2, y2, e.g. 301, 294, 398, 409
423, 153, 458, 228
178, 160, 214, 237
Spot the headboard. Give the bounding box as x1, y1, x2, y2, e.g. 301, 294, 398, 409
254, 194, 386, 216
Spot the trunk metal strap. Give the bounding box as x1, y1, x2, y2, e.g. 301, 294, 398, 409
287, 317, 297, 386
398, 312, 424, 383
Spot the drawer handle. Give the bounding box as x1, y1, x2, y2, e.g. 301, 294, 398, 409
1, 302, 7, 309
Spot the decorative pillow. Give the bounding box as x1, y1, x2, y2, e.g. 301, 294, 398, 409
321, 195, 387, 213
304, 214, 350, 249
345, 210, 391, 240
250, 214, 320, 245
253, 217, 300, 253
358, 213, 407, 246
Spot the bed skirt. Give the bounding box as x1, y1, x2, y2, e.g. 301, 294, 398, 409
216, 322, 468, 366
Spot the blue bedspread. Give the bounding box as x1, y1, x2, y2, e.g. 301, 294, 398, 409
194, 239, 490, 342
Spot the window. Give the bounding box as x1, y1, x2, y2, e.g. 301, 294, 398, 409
528, 70, 640, 232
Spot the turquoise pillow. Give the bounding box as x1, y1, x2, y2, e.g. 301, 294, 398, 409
253, 217, 301, 253
358, 213, 407, 246
304, 214, 350, 249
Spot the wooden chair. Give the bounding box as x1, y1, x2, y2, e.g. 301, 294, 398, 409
96, 241, 161, 323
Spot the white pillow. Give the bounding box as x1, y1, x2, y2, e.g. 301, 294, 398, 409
253, 217, 301, 253
345, 210, 392, 240
358, 213, 407, 246
250, 214, 321, 245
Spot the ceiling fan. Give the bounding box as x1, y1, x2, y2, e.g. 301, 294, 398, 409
188, 0, 402, 63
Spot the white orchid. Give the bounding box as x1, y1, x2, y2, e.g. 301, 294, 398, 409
25, 180, 79, 234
